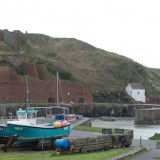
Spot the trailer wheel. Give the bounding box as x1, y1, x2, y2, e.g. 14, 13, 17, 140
70, 147, 75, 153
80, 148, 86, 153
104, 145, 110, 151
125, 144, 130, 147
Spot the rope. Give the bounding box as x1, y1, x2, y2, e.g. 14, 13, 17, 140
58, 78, 64, 103
30, 78, 52, 102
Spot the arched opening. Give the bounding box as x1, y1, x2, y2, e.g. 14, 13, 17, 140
79, 97, 84, 103
48, 97, 54, 103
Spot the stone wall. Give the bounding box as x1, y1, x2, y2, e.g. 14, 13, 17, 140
0, 103, 135, 117
3, 29, 26, 50
3, 29, 17, 49
72, 103, 134, 117
134, 108, 160, 125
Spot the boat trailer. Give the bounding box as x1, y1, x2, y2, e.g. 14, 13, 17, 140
0, 136, 19, 152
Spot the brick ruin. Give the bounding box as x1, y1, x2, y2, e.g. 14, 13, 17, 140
0, 29, 26, 50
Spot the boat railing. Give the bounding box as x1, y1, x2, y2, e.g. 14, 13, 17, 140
0, 117, 8, 126
0, 116, 18, 126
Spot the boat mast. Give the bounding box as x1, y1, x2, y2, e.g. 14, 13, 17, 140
57, 71, 59, 106
26, 76, 30, 107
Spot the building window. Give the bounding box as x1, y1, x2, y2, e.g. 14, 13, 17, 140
138, 92, 139, 94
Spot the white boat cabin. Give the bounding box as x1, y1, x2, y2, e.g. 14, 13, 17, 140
16, 109, 38, 125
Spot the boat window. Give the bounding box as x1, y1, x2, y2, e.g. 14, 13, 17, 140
27, 113, 32, 119
17, 113, 26, 119
32, 113, 36, 119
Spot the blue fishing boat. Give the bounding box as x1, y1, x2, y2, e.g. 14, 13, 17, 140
7, 108, 70, 142
0, 125, 11, 137
0, 71, 71, 146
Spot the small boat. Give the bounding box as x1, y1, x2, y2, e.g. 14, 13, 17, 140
7, 108, 70, 143
100, 116, 117, 121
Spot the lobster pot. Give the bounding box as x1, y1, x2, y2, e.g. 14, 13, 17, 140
54, 139, 70, 149
102, 128, 112, 134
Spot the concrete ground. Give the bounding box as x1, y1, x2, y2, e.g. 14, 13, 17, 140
131, 139, 160, 160
70, 130, 160, 160
70, 117, 160, 160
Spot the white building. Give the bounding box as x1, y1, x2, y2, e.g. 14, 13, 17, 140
125, 83, 146, 103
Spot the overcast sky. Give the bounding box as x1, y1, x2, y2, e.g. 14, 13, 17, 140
1, 0, 160, 68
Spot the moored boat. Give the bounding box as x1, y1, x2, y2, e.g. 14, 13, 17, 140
7, 108, 70, 142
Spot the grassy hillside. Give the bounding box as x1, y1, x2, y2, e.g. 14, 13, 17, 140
25, 33, 160, 96
1, 31, 160, 96
150, 68, 160, 77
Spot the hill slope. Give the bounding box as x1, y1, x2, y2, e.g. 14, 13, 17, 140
1, 31, 160, 97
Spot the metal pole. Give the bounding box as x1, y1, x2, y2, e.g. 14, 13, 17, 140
140, 137, 142, 146
42, 137, 44, 150
57, 71, 58, 106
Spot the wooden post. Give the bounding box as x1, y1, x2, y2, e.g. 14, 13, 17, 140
140, 137, 142, 146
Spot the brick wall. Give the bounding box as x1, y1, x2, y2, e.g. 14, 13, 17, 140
0, 80, 92, 103
22, 63, 39, 78
36, 64, 50, 80
0, 66, 93, 103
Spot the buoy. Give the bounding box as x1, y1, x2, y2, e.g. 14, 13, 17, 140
56, 151, 60, 155
54, 139, 70, 149
61, 120, 67, 126
53, 121, 61, 128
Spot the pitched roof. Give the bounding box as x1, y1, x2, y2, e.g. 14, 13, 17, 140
129, 83, 145, 89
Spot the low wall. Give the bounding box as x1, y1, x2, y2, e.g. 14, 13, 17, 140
77, 118, 91, 127
134, 108, 160, 125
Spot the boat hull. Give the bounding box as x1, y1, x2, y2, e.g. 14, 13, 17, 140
0, 125, 11, 137
7, 123, 70, 140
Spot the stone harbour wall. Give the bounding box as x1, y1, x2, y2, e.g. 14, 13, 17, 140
72, 103, 135, 117
0, 103, 135, 117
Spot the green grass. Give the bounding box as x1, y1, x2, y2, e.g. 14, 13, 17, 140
0, 148, 132, 160
149, 133, 160, 140
150, 68, 160, 77
45, 51, 57, 58
0, 41, 14, 52
73, 125, 102, 133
